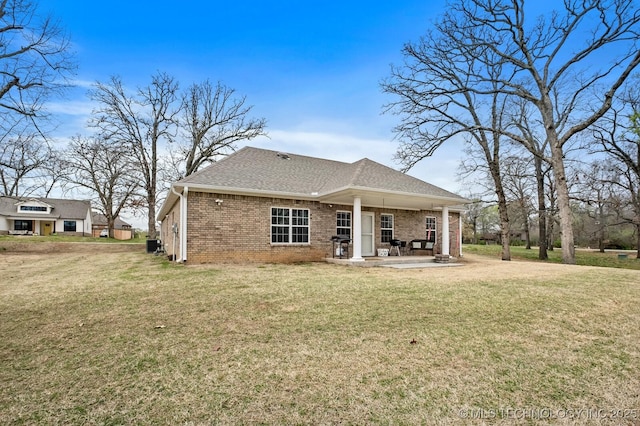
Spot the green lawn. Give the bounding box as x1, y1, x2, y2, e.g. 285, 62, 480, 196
1, 248, 639, 424
464, 244, 640, 270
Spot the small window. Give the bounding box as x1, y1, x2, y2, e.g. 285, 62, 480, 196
19, 205, 47, 212
336, 211, 351, 239
426, 217, 437, 243
381, 214, 394, 243
64, 221, 77, 232
271, 208, 309, 244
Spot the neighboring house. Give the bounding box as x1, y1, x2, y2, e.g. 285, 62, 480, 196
0, 196, 92, 236
91, 212, 133, 240
157, 147, 470, 264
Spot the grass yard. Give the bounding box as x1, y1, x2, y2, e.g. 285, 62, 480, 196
1, 245, 639, 424
463, 244, 640, 270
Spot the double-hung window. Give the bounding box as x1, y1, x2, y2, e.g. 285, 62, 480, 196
336, 211, 351, 239
271, 207, 309, 244
425, 217, 437, 243
381, 214, 394, 243
64, 221, 77, 232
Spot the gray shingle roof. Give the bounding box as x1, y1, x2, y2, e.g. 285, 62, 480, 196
0, 196, 91, 219
176, 147, 465, 200
91, 212, 131, 228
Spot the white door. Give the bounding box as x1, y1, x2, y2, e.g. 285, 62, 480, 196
361, 212, 375, 256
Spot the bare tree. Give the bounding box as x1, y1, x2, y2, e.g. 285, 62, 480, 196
0, 0, 74, 120
384, 0, 640, 264
572, 162, 616, 252
502, 155, 535, 249
0, 1, 74, 196
508, 99, 552, 259
89, 72, 179, 239
591, 94, 640, 257
37, 152, 69, 197
0, 128, 54, 196
63, 135, 139, 238
462, 196, 486, 245
383, 14, 516, 260
174, 80, 267, 178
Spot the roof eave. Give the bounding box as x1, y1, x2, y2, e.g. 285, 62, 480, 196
319, 185, 470, 206
157, 183, 320, 221
157, 183, 470, 221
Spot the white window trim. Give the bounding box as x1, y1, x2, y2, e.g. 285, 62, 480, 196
336, 210, 352, 240
426, 216, 437, 242
381, 213, 394, 243
64, 220, 77, 232
270, 207, 311, 245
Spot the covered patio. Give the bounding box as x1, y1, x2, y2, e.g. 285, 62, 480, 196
317, 185, 466, 263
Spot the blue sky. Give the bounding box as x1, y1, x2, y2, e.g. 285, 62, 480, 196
39, 0, 464, 198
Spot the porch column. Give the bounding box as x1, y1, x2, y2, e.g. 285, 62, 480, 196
459, 212, 463, 257
351, 196, 364, 261
441, 206, 450, 257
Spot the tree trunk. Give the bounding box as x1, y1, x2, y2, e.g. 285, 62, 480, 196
147, 192, 157, 240
494, 179, 511, 261
534, 156, 548, 259
598, 225, 605, 253
107, 216, 115, 239
473, 217, 478, 244
549, 141, 576, 264
636, 226, 640, 259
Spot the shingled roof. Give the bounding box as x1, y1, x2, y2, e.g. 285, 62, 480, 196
0, 196, 91, 220
159, 146, 468, 217
91, 212, 132, 229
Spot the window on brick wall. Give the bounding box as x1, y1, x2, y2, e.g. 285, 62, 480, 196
425, 216, 436, 243
271, 207, 310, 244
336, 211, 351, 239
381, 214, 393, 243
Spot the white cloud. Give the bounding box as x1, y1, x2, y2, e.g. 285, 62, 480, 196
46, 99, 93, 116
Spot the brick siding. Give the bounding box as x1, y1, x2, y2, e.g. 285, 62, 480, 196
160, 191, 461, 264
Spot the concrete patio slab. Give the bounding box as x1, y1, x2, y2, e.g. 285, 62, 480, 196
380, 262, 464, 269
325, 255, 463, 268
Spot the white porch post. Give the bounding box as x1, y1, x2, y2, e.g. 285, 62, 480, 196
441, 206, 450, 258
459, 212, 463, 257
351, 196, 364, 261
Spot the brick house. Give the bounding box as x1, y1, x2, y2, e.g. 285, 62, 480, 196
157, 147, 469, 263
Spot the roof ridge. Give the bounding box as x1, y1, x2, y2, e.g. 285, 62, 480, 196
347, 158, 370, 186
